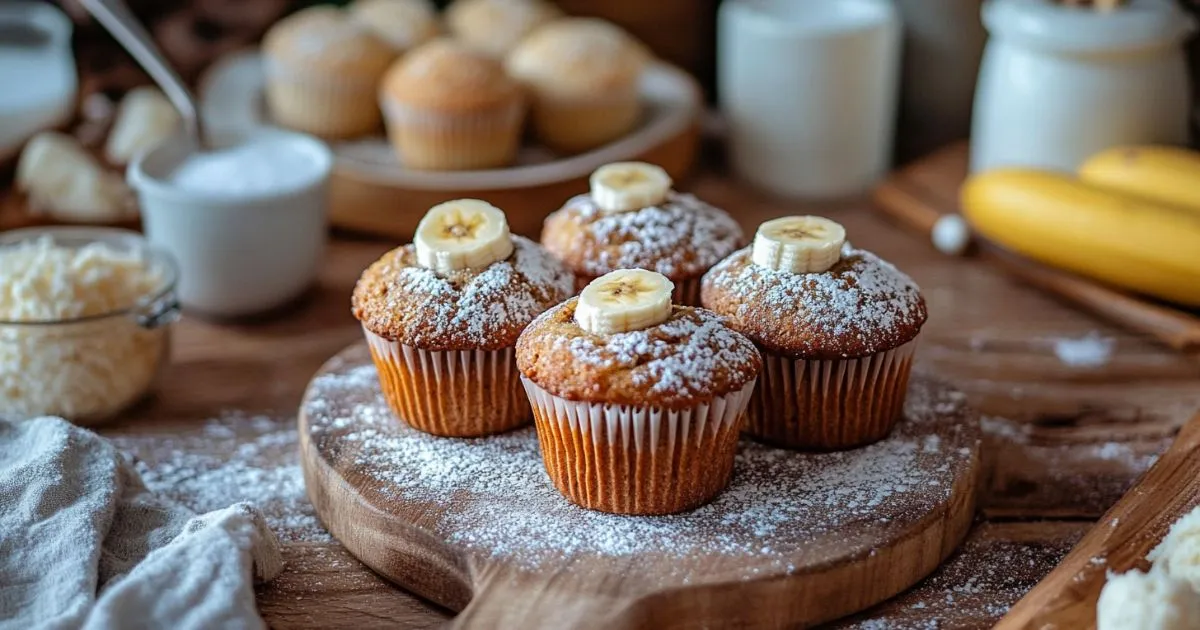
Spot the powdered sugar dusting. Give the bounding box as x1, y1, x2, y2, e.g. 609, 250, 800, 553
353, 236, 574, 350
303, 348, 979, 579
703, 246, 926, 357
552, 192, 743, 278
556, 307, 759, 398
107, 413, 329, 543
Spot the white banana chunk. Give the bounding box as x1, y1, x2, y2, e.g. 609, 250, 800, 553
575, 269, 674, 335
16, 132, 136, 223
105, 87, 182, 166
751, 216, 847, 274
414, 199, 514, 273
589, 162, 672, 214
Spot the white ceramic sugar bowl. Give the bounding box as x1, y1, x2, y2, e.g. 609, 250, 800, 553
971, 0, 1195, 173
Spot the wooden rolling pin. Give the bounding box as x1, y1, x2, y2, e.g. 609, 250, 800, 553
871, 164, 1200, 356
995, 410, 1200, 629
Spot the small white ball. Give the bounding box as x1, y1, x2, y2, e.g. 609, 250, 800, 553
931, 214, 972, 256
1097, 568, 1200, 630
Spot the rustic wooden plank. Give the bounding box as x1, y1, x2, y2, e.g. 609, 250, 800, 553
997, 412, 1200, 629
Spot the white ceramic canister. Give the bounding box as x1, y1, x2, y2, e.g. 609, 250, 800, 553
971, 0, 1195, 173
0, 2, 76, 158
718, 0, 902, 199
129, 129, 332, 318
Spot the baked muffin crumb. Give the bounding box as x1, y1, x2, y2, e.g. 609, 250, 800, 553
517, 300, 760, 409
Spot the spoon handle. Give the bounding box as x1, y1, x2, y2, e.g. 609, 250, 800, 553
80, 0, 205, 148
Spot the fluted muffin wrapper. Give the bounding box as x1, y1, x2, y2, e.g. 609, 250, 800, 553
747, 338, 918, 451
380, 98, 524, 170
364, 327, 530, 437
521, 376, 756, 515
263, 57, 383, 138
573, 274, 703, 307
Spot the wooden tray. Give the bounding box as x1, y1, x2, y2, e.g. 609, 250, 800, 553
996, 410, 1200, 629
299, 343, 983, 629
872, 142, 1200, 355
199, 52, 703, 240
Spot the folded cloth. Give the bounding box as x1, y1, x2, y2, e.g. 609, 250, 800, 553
0, 417, 283, 630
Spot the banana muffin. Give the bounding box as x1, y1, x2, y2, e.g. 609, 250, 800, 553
506, 18, 649, 153
541, 162, 744, 306
353, 199, 573, 437
348, 0, 439, 55
445, 0, 561, 59
701, 216, 927, 451
379, 39, 525, 169
516, 269, 761, 515
263, 6, 395, 138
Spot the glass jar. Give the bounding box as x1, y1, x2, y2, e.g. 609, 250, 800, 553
0, 227, 180, 425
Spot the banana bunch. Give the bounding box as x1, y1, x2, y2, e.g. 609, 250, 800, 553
960, 146, 1200, 308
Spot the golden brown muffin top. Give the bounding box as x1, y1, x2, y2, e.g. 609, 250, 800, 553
379, 38, 523, 112
701, 246, 927, 361
264, 6, 395, 78
445, 0, 562, 58
516, 299, 761, 409
347, 0, 440, 53
540, 192, 745, 282
506, 18, 649, 97
352, 236, 574, 351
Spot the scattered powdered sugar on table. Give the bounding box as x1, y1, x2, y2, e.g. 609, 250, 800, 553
836, 526, 1079, 629
106, 413, 330, 543
1052, 332, 1115, 368
304, 352, 979, 576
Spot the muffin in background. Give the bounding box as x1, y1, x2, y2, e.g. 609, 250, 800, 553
507, 18, 649, 153
701, 216, 928, 451
348, 0, 440, 55
445, 0, 561, 59
352, 199, 574, 437
516, 269, 761, 515
541, 162, 744, 306
379, 39, 525, 170
263, 6, 395, 139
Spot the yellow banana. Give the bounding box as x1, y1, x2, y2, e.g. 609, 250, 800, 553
960, 169, 1200, 307
1079, 146, 1200, 214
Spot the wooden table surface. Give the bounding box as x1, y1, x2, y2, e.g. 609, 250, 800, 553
66, 153, 1200, 628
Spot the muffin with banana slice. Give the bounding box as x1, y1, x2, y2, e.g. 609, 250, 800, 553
541, 162, 744, 306
263, 6, 395, 138
516, 269, 761, 515
379, 39, 525, 169
353, 199, 573, 437
701, 216, 928, 451
506, 18, 649, 153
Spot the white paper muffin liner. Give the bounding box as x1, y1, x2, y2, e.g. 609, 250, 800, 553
747, 338, 919, 450
263, 57, 383, 138
521, 376, 756, 515
379, 98, 524, 169
364, 327, 529, 437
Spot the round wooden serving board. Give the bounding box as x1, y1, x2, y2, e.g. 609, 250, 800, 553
299, 344, 982, 629
200, 52, 702, 240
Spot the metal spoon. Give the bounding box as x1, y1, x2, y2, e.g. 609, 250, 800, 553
80, 0, 206, 149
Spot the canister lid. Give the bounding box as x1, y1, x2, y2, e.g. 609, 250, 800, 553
983, 0, 1195, 53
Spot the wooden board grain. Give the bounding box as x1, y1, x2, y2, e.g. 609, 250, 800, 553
996, 410, 1200, 629
298, 343, 982, 629
871, 142, 1200, 355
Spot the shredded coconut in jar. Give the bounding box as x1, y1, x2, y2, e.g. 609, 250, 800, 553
0, 235, 170, 422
